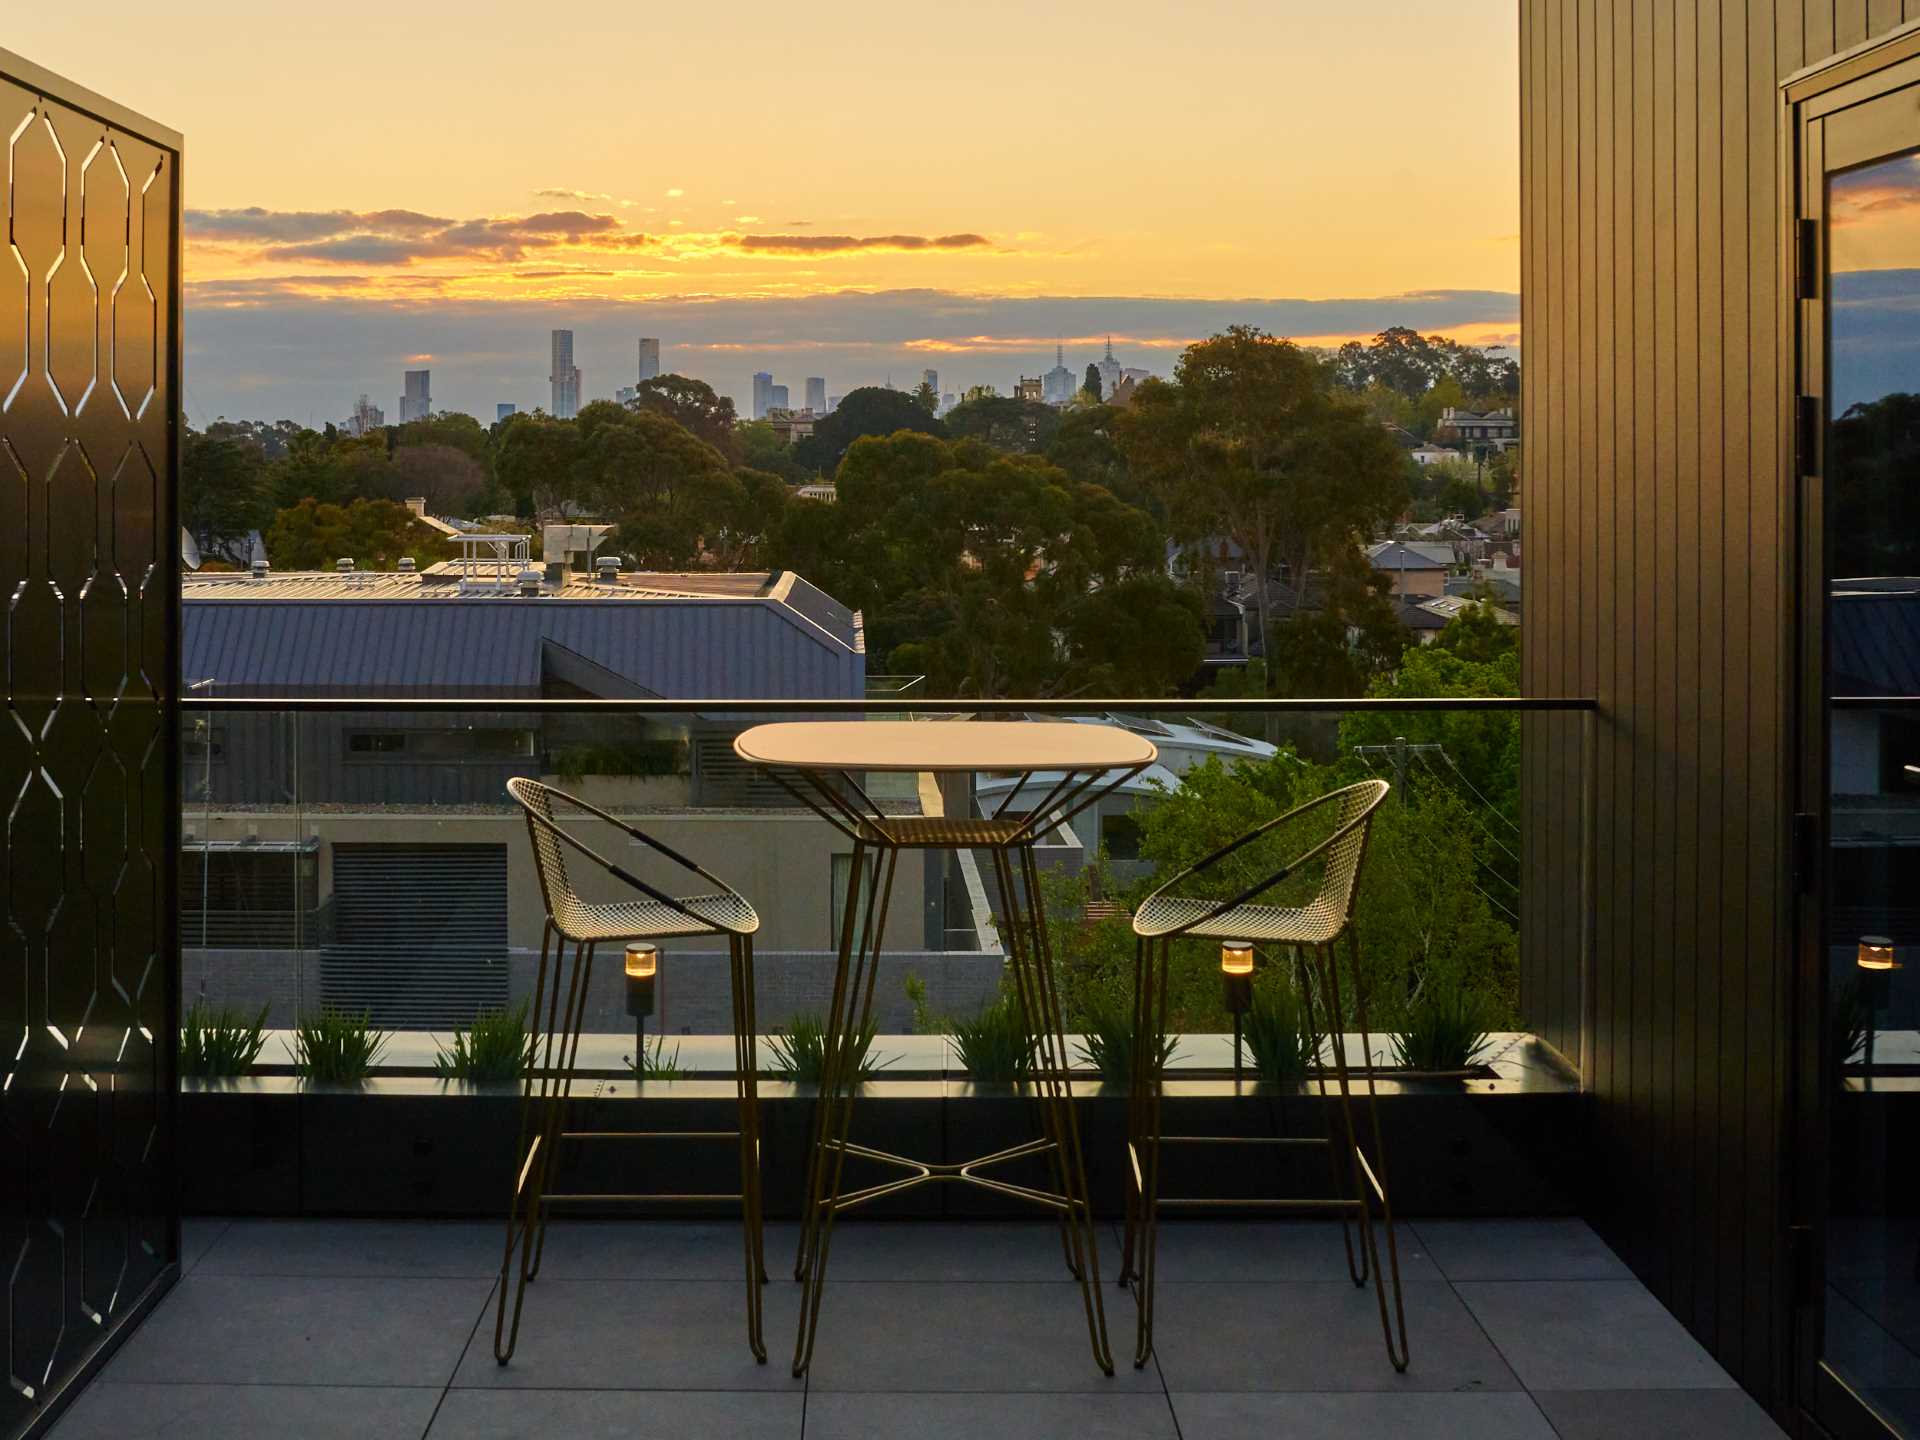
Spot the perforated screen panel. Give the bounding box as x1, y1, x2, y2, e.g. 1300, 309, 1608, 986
0, 51, 180, 1440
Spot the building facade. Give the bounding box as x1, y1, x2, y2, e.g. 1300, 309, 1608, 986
496, 403, 517, 422
399, 369, 431, 423
804, 376, 827, 412
549, 329, 580, 418
638, 336, 660, 381
751, 371, 774, 420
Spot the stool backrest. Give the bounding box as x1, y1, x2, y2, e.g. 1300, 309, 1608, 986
506, 776, 578, 924
1315, 778, 1391, 923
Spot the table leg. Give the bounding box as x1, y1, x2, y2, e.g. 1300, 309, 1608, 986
794, 840, 864, 1287
792, 842, 899, 1378
995, 842, 1116, 1377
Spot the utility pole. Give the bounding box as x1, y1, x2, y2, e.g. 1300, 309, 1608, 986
1351, 736, 1445, 803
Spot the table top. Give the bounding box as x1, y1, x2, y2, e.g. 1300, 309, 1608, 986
731, 720, 1158, 773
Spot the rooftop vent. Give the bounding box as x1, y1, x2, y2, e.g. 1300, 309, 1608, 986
336, 557, 354, 573
516, 568, 543, 596
597, 556, 620, 585
250, 559, 269, 580
397, 556, 416, 573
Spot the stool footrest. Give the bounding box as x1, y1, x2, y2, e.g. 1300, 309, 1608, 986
559, 1130, 741, 1141
541, 1192, 746, 1205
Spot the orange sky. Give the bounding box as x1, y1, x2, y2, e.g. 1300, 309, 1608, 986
9, 2, 1521, 417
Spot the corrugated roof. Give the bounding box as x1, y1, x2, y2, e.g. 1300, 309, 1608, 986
1832, 581, 1920, 695
182, 568, 864, 698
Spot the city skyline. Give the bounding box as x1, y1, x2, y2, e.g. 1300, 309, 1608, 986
15, 3, 1523, 422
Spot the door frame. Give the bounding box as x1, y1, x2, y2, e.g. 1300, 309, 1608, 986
1784, 25, 1920, 1438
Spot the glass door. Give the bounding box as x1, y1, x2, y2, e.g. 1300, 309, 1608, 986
1795, 47, 1920, 1439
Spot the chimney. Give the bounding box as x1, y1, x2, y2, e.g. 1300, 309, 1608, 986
405, 497, 427, 518
397, 556, 416, 573
597, 556, 620, 585
544, 561, 565, 587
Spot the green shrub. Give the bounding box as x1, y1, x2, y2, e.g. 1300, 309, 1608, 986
288, 1008, 390, 1083
181, 1000, 269, 1078
1390, 981, 1492, 1072
951, 993, 1033, 1082
1240, 978, 1315, 1086
1832, 976, 1871, 1071
1075, 989, 1179, 1084
550, 738, 687, 781
434, 1001, 533, 1083
767, 1011, 886, 1084
630, 1035, 684, 1079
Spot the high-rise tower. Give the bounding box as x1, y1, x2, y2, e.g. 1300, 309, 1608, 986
638, 337, 661, 382
550, 330, 581, 418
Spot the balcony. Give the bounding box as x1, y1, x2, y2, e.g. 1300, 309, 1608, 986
47, 1216, 1781, 1439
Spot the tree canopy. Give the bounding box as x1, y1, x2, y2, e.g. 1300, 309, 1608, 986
767, 431, 1201, 697
632, 374, 740, 459
265, 498, 460, 571
1115, 326, 1408, 693
944, 394, 1063, 454
792, 386, 946, 473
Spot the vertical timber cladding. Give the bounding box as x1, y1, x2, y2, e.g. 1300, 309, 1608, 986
1519, 0, 1917, 1413
0, 51, 180, 1440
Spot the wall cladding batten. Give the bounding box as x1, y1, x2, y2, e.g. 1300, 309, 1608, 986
0, 49, 180, 1440
1517, 0, 1870, 1412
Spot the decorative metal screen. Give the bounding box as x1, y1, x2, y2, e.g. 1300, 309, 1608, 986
0, 50, 180, 1440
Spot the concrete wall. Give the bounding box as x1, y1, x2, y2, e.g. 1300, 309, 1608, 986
186, 806, 928, 956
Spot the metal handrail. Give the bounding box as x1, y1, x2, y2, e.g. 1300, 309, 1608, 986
180, 695, 1597, 713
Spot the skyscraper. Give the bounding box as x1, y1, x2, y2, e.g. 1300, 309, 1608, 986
1097, 336, 1122, 399
769, 383, 790, 412
638, 337, 661, 382
399, 369, 431, 423
921, 368, 938, 394
550, 330, 581, 419
346, 394, 385, 435
804, 376, 827, 413
1043, 343, 1075, 406
496, 403, 517, 423
751, 371, 774, 420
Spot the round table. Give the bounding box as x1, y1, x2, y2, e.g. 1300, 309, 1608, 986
733, 719, 1158, 1378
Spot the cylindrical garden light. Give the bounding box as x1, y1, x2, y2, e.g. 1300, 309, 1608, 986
626, 942, 659, 1083
1222, 942, 1254, 1085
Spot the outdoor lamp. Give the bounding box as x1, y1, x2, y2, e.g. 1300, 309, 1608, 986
1222, 942, 1255, 1085
1858, 936, 1896, 972
626, 943, 659, 1083
1857, 936, 1897, 1088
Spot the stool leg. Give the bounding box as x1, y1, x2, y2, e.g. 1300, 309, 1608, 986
740, 933, 769, 1288
1296, 943, 1365, 1288
729, 933, 767, 1363
1118, 931, 1151, 1290
528, 940, 595, 1282
1133, 937, 1171, 1370
1343, 927, 1409, 1372
495, 933, 587, 1362
494, 921, 555, 1364
1318, 936, 1409, 1373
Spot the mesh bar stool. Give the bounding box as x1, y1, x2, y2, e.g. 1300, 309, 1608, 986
494, 778, 768, 1365
1118, 778, 1408, 1373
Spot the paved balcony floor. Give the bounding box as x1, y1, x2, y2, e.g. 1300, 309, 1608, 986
51, 1218, 1786, 1439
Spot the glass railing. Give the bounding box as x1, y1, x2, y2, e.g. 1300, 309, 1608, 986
175, 695, 1594, 1087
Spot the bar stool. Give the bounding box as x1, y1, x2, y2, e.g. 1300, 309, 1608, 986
494, 778, 768, 1364
1118, 778, 1408, 1373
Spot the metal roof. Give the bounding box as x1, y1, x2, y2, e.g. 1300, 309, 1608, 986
1832, 581, 1920, 696
182, 568, 865, 698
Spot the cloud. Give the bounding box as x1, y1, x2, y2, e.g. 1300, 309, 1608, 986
666, 187, 685, 198
207, 206, 661, 265
533, 187, 637, 208
178, 284, 1521, 425
187, 206, 452, 242
731, 232, 992, 254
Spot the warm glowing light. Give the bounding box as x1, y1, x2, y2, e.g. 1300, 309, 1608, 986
1221, 942, 1254, 977
1859, 936, 1897, 972
625, 943, 658, 979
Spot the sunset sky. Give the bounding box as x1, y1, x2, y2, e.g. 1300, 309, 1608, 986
11, 2, 1519, 424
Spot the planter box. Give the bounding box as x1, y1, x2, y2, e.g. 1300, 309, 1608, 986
181, 1072, 1583, 1221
